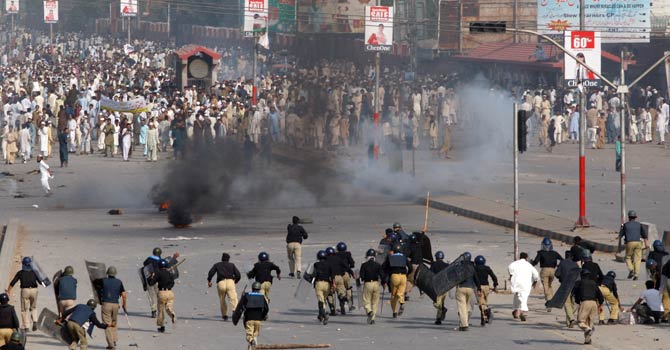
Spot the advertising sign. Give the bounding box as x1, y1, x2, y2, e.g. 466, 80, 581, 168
365, 6, 393, 52
564, 31, 602, 88
269, 0, 296, 33
43, 0, 58, 23
120, 0, 138, 17
244, 0, 269, 37
5, 0, 19, 14
538, 0, 650, 43
297, 0, 366, 33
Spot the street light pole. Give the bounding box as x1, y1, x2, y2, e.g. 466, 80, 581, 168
374, 51, 380, 160
513, 103, 519, 260
619, 50, 627, 225
575, 0, 589, 227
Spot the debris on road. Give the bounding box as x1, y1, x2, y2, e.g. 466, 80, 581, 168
162, 236, 203, 241
108, 209, 123, 215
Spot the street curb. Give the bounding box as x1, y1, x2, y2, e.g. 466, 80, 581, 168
419, 197, 618, 253
0, 219, 20, 289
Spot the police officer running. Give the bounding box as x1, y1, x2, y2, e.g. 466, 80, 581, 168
358, 249, 383, 324
286, 216, 308, 279
554, 250, 580, 327
335, 242, 356, 311
531, 238, 563, 311
325, 247, 352, 315
311, 250, 333, 325
405, 233, 423, 301
233, 282, 269, 350
207, 253, 241, 321
93, 266, 127, 350
474, 255, 498, 325
247, 252, 281, 303
0, 293, 19, 347
57, 299, 108, 350
455, 252, 480, 331
573, 270, 604, 345
598, 271, 623, 325
382, 244, 412, 319
142, 248, 163, 318
431, 251, 449, 325
6, 257, 39, 332
55, 266, 77, 317
619, 210, 648, 280
148, 259, 176, 333
0, 331, 24, 350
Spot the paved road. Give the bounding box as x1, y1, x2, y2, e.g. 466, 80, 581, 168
1, 152, 668, 350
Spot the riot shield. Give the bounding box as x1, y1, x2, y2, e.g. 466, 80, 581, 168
294, 262, 314, 303
85, 261, 107, 304
30, 258, 51, 287
660, 256, 670, 295
432, 254, 473, 296
413, 264, 437, 302
375, 244, 390, 264
37, 308, 70, 345
52, 270, 63, 311
546, 267, 580, 309
138, 267, 148, 291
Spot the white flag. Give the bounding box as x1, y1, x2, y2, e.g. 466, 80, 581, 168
258, 33, 269, 50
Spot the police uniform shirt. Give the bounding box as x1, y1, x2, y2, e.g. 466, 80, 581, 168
312, 261, 333, 282
62, 304, 107, 328
207, 261, 241, 283
383, 253, 412, 275
337, 251, 355, 269
531, 250, 563, 268
581, 261, 604, 284
240, 292, 269, 321
326, 255, 348, 276
359, 260, 382, 282
148, 269, 175, 290
99, 277, 125, 303
286, 224, 308, 244
474, 265, 499, 287
619, 221, 647, 243
573, 279, 604, 304
56, 275, 77, 301
9, 270, 38, 289
600, 276, 619, 299
0, 304, 19, 329
249, 261, 281, 284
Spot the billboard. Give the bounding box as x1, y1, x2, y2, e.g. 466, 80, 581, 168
5, 0, 19, 14
43, 0, 58, 23
538, 0, 650, 43
120, 0, 138, 17
365, 6, 393, 52
244, 0, 268, 37
564, 31, 601, 88
269, 0, 296, 33
297, 0, 366, 33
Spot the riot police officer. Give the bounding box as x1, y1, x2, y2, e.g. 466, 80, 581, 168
7, 257, 39, 332
598, 271, 623, 325
618, 210, 648, 280
142, 247, 163, 318
58, 299, 108, 350
148, 259, 176, 333
335, 242, 356, 311
405, 233, 423, 300
207, 253, 242, 321
573, 270, 604, 344
431, 251, 449, 325
93, 266, 127, 350
358, 249, 383, 324
0, 331, 24, 350
247, 252, 281, 303
382, 244, 412, 318
233, 282, 269, 350
0, 293, 19, 346
311, 250, 333, 325
581, 250, 604, 284
455, 252, 480, 331
325, 247, 352, 315
531, 238, 563, 309
474, 255, 498, 326
54, 266, 77, 317
554, 250, 580, 328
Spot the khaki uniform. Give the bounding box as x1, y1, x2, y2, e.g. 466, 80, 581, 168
479, 285, 491, 309
217, 279, 238, 317
286, 242, 302, 275
245, 320, 261, 350
598, 286, 619, 321
58, 299, 75, 317
157, 290, 175, 326
625, 241, 643, 278
456, 286, 475, 327
577, 299, 598, 331
363, 281, 380, 321
67, 320, 88, 350
564, 295, 576, 326
260, 281, 272, 303
540, 267, 556, 301
0, 328, 13, 346
20, 288, 38, 328
434, 293, 447, 319
389, 274, 407, 313
101, 302, 119, 347
314, 281, 330, 303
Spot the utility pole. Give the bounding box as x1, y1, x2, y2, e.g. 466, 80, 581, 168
513, 0, 518, 44
458, 0, 463, 53
575, 0, 589, 227
374, 51, 380, 159
167, 1, 171, 41
513, 103, 519, 260
619, 50, 627, 225
252, 35, 258, 106
127, 17, 131, 44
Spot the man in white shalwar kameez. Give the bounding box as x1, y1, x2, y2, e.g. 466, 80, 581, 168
658, 99, 668, 145
508, 252, 539, 321
37, 155, 53, 196
38, 122, 49, 157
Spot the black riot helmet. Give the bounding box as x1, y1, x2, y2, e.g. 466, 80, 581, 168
153, 247, 162, 257
0, 293, 8, 304
366, 249, 376, 258
336, 242, 347, 252
252, 282, 262, 291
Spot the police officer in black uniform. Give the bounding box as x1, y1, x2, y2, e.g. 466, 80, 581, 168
311, 250, 333, 325
554, 250, 580, 328
573, 270, 604, 345
598, 271, 623, 325
143, 247, 163, 318
207, 253, 242, 321
382, 244, 413, 318
431, 251, 449, 324
580, 250, 604, 284
475, 255, 498, 325
647, 240, 668, 273
247, 252, 281, 303
531, 238, 563, 310
148, 259, 176, 333
0, 331, 24, 350
58, 299, 108, 350
335, 242, 356, 311
7, 257, 39, 332
233, 282, 269, 350
286, 216, 309, 279
619, 210, 648, 280
405, 233, 424, 301
55, 266, 77, 317
325, 247, 352, 316
0, 293, 19, 345
93, 266, 126, 350
358, 249, 383, 324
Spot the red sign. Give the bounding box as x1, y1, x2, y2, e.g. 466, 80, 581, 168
370, 6, 389, 22
570, 31, 595, 49
249, 0, 264, 11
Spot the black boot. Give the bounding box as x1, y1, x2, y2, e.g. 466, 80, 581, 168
486, 308, 493, 324
441, 307, 448, 321
318, 302, 326, 322
339, 299, 347, 315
